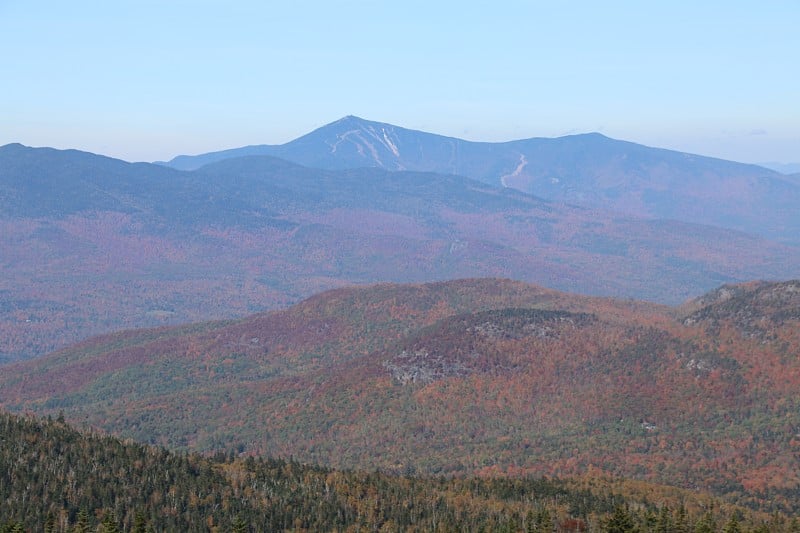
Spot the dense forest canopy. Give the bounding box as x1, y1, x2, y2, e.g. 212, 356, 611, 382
2, 410, 798, 532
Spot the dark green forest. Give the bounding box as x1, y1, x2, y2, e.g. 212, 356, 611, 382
1, 410, 797, 532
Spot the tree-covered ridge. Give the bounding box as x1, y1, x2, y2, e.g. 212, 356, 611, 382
683, 280, 800, 341
0, 410, 795, 532
3, 279, 800, 513
4, 141, 800, 363
0, 279, 647, 403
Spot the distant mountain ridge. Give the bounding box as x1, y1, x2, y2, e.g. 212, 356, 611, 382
161, 116, 800, 243
2, 141, 800, 361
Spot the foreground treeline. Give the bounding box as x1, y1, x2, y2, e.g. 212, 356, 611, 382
1, 411, 797, 532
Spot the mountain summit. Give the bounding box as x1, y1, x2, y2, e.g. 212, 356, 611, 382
162, 117, 800, 243
164, 115, 480, 173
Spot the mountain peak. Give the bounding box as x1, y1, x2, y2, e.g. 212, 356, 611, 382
337, 114, 367, 123
0, 142, 27, 151
154, 118, 798, 244
310, 115, 398, 136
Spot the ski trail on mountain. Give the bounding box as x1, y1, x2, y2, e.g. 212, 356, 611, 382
500, 154, 528, 187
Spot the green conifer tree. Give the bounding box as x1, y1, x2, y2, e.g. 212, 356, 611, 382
232, 515, 249, 533
132, 511, 149, 533
721, 514, 741, 533
655, 506, 672, 533
71, 508, 91, 533
693, 511, 716, 533
534, 507, 554, 532
674, 503, 690, 533
100, 511, 121, 533
604, 505, 639, 533
44, 512, 57, 533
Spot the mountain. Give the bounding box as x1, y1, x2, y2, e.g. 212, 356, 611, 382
162, 116, 800, 244
4, 143, 799, 361
3, 410, 777, 532
3, 278, 800, 511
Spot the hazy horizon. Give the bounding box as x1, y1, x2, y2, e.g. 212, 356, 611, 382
2, 1, 798, 164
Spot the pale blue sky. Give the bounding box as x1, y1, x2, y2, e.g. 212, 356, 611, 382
2, 1, 798, 164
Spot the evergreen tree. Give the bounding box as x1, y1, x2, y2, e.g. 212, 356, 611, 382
100, 511, 121, 533
533, 506, 554, 532
604, 505, 639, 533
721, 514, 741, 533
655, 505, 673, 533
44, 512, 57, 533
232, 515, 249, 533
693, 511, 716, 533
642, 508, 658, 532
71, 508, 91, 533
132, 511, 149, 533
674, 503, 691, 533
526, 510, 536, 533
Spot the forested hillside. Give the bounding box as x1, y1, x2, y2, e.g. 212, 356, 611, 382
4, 142, 800, 362
4, 279, 800, 514
1, 410, 795, 532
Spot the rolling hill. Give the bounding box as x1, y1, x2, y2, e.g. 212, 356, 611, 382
162, 116, 800, 244
3, 409, 780, 532
4, 143, 798, 362
3, 278, 800, 511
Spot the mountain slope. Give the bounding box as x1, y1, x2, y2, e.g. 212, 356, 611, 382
3, 279, 800, 511
162, 116, 800, 243
4, 143, 798, 361
4, 409, 779, 532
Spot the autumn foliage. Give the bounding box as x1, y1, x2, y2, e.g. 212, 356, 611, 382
2, 279, 800, 513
